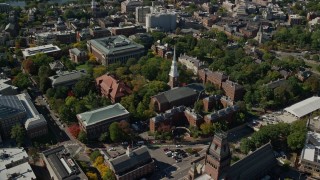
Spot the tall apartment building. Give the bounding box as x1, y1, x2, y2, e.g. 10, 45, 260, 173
146, 10, 177, 32
0, 3, 10, 13
121, 0, 143, 14
135, 6, 152, 24
87, 35, 145, 66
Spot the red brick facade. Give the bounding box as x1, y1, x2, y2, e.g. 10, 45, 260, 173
221, 80, 244, 101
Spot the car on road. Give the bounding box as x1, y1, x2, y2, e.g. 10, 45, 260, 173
176, 145, 182, 148
108, 148, 116, 151
176, 158, 182, 163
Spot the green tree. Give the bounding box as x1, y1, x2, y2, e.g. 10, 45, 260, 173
99, 132, 108, 142
103, 169, 116, 180
11, 124, 25, 146
39, 77, 52, 92
12, 73, 31, 89
287, 131, 306, 151
109, 122, 123, 142
78, 131, 88, 143
194, 100, 204, 114
73, 76, 95, 98
200, 122, 215, 136
59, 105, 76, 123
90, 150, 101, 161
240, 138, 254, 154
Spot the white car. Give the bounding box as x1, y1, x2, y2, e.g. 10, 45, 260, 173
108, 148, 116, 151
176, 145, 182, 148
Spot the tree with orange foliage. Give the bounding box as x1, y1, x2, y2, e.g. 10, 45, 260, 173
68, 124, 80, 138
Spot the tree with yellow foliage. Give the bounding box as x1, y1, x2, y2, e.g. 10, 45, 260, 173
93, 156, 110, 178
86, 172, 98, 180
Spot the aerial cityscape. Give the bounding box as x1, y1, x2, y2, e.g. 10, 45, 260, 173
0, 0, 319, 179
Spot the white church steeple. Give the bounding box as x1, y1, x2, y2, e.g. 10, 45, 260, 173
168, 46, 179, 88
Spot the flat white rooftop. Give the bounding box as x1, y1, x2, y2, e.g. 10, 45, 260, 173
0, 148, 36, 180
22, 44, 61, 58
284, 96, 320, 118
302, 132, 320, 163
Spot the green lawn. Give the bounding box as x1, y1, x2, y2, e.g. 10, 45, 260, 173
76, 64, 91, 72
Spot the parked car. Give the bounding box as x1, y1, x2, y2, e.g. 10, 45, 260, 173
163, 148, 169, 152
176, 158, 182, 163
108, 148, 116, 151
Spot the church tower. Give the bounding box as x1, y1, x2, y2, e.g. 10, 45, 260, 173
255, 24, 263, 44
168, 47, 179, 89
204, 131, 231, 180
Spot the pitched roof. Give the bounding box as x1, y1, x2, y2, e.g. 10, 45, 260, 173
152, 83, 204, 104
69, 48, 81, 56
49, 70, 86, 86
109, 146, 152, 175
224, 143, 277, 179
96, 74, 132, 100
0, 95, 26, 119
284, 96, 320, 118
77, 103, 129, 126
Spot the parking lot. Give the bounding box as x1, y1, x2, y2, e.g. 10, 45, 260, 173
248, 111, 298, 131
148, 145, 208, 179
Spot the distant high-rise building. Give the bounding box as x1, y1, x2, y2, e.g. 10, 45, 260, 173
135, 6, 152, 24
146, 9, 177, 32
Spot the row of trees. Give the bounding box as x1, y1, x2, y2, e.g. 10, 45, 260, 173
240, 120, 307, 154
272, 27, 320, 50
87, 150, 116, 180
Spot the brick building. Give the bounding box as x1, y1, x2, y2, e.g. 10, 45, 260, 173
150, 83, 204, 112
69, 48, 87, 63
110, 26, 145, 37
151, 43, 173, 59
204, 105, 239, 124
89, 26, 111, 38
221, 80, 244, 101
149, 106, 203, 133
108, 146, 154, 180
96, 73, 132, 103
198, 69, 228, 89
178, 54, 203, 75
77, 103, 129, 139
189, 132, 277, 180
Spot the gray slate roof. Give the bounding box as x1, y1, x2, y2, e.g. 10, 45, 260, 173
153, 83, 204, 104
109, 146, 152, 175
49, 70, 86, 87
0, 95, 26, 119
224, 143, 277, 180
